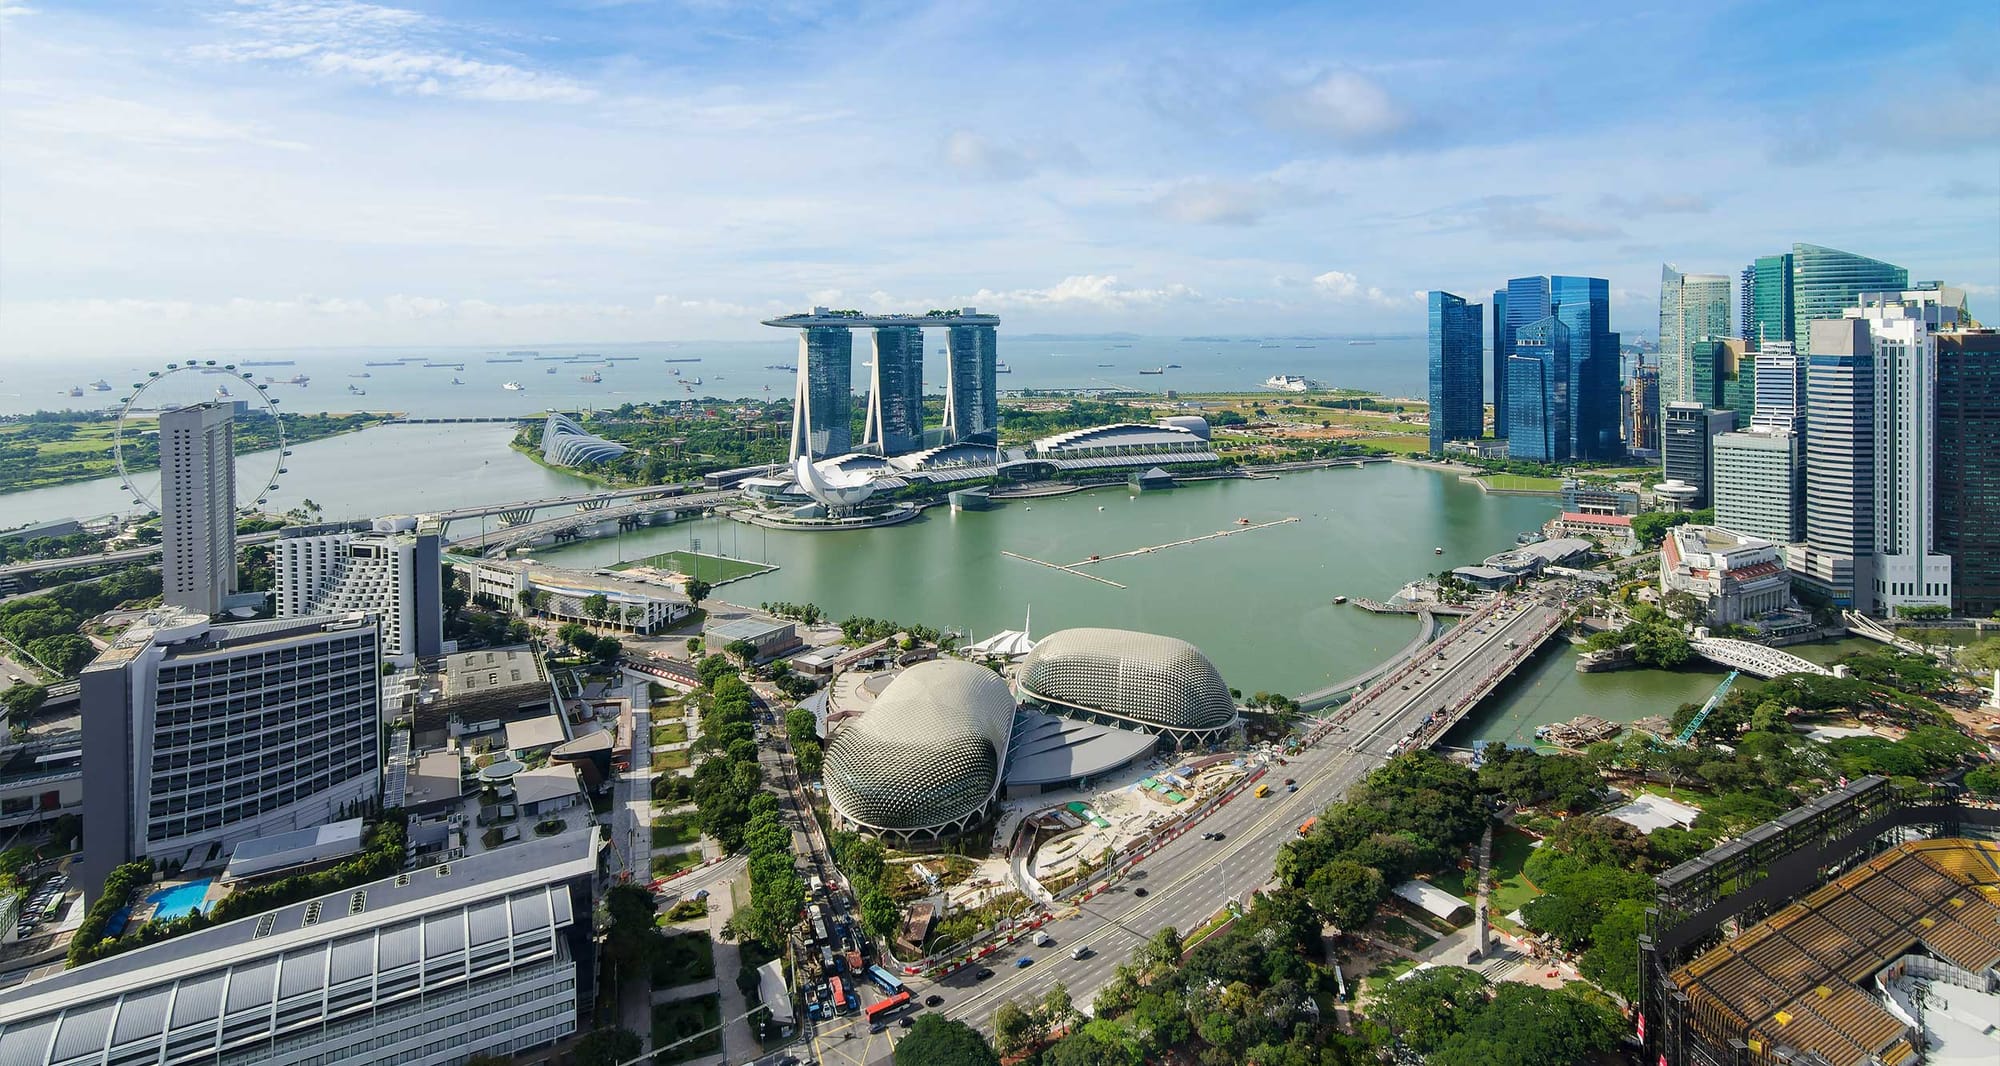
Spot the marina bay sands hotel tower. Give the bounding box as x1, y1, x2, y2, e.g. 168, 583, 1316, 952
762, 307, 1001, 461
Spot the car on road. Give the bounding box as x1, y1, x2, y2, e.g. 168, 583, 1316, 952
900, 1017, 915, 1029
1072, 945, 1092, 960
1015, 957, 1034, 968
1134, 887, 1149, 897
1286, 784, 1298, 793
1210, 831, 1226, 840
869, 1021, 886, 1034
1283, 778, 1295, 786
1200, 831, 1215, 840
975, 968, 995, 981
925, 994, 944, 1007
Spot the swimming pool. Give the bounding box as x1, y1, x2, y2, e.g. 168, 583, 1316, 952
147, 879, 213, 922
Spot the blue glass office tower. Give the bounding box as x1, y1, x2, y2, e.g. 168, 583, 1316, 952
1427, 292, 1484, 453
1504, 276, 1544, 446
790, 325, 853, 460
1792, 244, 1906, 355
863, 325, 924, 456
1507, 316, 1569, 463
943, 321, 999, 445
1551, 275, 1621, 460
1491, 288, 1509, 438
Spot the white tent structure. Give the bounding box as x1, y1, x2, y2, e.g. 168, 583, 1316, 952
967, 608, 1036, 658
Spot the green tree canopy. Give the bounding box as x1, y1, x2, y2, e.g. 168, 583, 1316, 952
894, 1014, 1000, 1066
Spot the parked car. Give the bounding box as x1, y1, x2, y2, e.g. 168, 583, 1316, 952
975, 968, 995, 981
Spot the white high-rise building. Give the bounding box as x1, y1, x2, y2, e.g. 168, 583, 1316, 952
1797, 318, 1876, 611
1713, 429, 1803, 545
276, 516, 444, 663
1850, 291, 1955, 613
79, 609, 382, 895
1750, 341, 1806, 432
159, 403, 237, 616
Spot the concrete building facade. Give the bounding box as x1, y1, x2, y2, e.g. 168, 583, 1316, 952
275, 517, 443, 663
79, 610, 381, 895
1662, 526, 1793, 627
159, 403, 238, 616
1712, 429, 1803, 545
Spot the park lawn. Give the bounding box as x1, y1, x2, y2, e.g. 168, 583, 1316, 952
651, 851, 702, 879
1485, 829, 1543, 932
615, 550, 774, 583
652, 721, 688, 746
649, 932, 717, 989
651, 813, 702, 848
1482, 473, 1565, 492
1375, 913, 1442, 951
1366, 434, 1435, 455
651, 994, 722, 1064
653, 748, 692, 772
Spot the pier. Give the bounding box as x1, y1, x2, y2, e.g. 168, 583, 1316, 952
1066, 516, 1299, 567
998, 551, 1128, 588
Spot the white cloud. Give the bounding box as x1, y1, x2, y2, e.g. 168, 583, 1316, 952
1269, 69, 1407, 145
1311, 270, 1412, 308
1599, 192, 1711, 216
4, 82, 309, 150
940, 130, 1078, 180
1465, 196, 1624, 242
194, 0, 595, 104
970, 275, 1199, 310
1150, 177, 1328, 226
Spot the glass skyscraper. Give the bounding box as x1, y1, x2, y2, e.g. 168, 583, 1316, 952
790, 325, 853, 460
1804, 318, 1876, 560
1552, 275, 1621, 460
1427, 291, 1484, 453
1658, 265, 1731, 406
1746, 252, 1795, 349
1491, 287, 1509, 438
943, 321, 999, 445
1792, 243, 1906, 355
863, 325, 925, 456
1936, 328, 2000, 616
1506, 315, 1568, 463
1499, 277, 1549, 446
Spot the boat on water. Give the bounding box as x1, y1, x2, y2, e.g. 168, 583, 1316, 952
1263, 374, 1313, 392
546, 366, 558, 374
67, 386, 84, 397
1166, 363, 1181, 369
242, 360, 294, 367
486, 357, 523, 364
364, 360, 400, 367
1434, 546, 1445, 554
763, 364, 792, 372
423, 363, 464, 370
267, 374, 311, 386
1097, 362, 1116, 367
1257, 343, 1281, 349
349, 372, 371, 378
663, 357, 702, 363
1138, 367, 1165, 375
1294, 344, 1317, 349
347, 384, 366, 395
994, 363, 1012, 373
89, 379, 112, 391
451, 377, 464, 385
1347, 339, 1377, 346
1333, 595, 1348, 604
688, 377, 702, 385
503, 381, 524, 391
579, 371, 602, 383
215, 385, 231, 398
1109, 343, 1133, 349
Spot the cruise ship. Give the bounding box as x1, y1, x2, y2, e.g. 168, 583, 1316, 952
89, 379, 112, 391
503, 381, 524, 391
1263, 374, 1313, 392
579, 370, 602, 383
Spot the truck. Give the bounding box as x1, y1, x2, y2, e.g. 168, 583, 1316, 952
1297, 816, 1317, 836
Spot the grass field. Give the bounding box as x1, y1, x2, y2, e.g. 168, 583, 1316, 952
651, 993, 722, 1063
648, 932, 716, 989
614, 550, 774, 583
1480, 473, 1565, 492
651, 850, 702, 879
651, 813, 702, 848
653, 748, 692, 772
1430, 829, 1542, 932
651, 721, 688, 746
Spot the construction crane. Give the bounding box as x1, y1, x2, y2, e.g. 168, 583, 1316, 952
1674, 670, 1740, 746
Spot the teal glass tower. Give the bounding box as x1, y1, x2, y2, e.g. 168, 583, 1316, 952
1491, 288, 1509, 437
1506, 315, 1569, 463
1552, 275, 1621, 460
1427, 291, 1484, 453
1746, 253, 1795, 349
1793, 244, 1906, 354
863, 325, 924, 456
943, 320, 999, 445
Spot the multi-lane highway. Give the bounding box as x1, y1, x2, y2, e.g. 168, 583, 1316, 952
898, 597, 1566, 1045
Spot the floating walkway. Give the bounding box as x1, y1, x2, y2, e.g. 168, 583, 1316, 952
1067, 517, 1299, 567
999, 551, 1129, 588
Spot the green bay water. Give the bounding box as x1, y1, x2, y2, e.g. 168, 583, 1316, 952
539, 463, 1566, 711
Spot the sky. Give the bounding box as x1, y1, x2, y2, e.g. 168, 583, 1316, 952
1, 0, 1996, 358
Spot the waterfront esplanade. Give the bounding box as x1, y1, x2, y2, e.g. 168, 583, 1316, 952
762, 307, 1001, 462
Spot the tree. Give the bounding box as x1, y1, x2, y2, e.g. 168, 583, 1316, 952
1368, 966, 1489, 1054
592, 637, 622, 664
1661, 590, 1705, 626
1305, 859, 1387, 930
1966, 765, 2000, 796
1042, 1019, 1144, 1066
602, 883, 659, 978
993, 1000, 1041, 1057
582, 593, 610, 630
1142, 926, 1185, 974
571, 1028, 642, 1066
557, 622, 594, 655
1042, 980, 1078, 1034
841, 836, 886, 887
893, 1014, 999, 1066
1, 683, 48, 721
1580, 898, 1648, 1000
24, 634, 94, 676
684, 578, 712, 609
725, 638, 757, 665
859, 888, 900, 941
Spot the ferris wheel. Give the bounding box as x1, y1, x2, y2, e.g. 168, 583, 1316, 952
113, 360, 289, 515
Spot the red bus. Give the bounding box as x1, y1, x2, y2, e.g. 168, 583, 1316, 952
865, 990, 911, 1022
830, 976, 856, 1015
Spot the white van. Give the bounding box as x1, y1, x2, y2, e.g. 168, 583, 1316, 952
1033, 931, 1053, 948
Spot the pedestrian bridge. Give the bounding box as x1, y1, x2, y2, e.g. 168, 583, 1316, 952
1690, 637, 1832, 679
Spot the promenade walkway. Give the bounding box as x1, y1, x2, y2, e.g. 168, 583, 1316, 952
1296, 608, 1441, 709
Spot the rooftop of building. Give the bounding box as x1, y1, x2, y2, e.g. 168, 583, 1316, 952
1559, 511, 1632, 527
504, 714, 568, 752
1669, 838, 2000, 1066
705, 617, 793, 643
440, 645, 548, 697
1004, 711, 1158, 787
225, 819, 365, 865
87, 609, 376, 671
761, 306, 1000, 328
0, 826, 599, 1018
508, 764, 584, 807
404, 748, 465, 809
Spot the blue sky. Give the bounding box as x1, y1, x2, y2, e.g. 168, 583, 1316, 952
2, 0, 1995, 357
